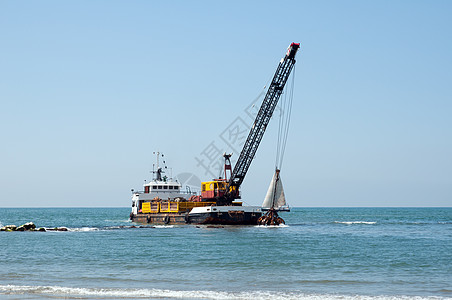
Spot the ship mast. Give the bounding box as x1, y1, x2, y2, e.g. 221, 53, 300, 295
152, 151, 164, 182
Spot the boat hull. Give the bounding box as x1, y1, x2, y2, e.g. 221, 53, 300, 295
131, 212, 188, 225
188, 211, 261, 225
130, 206, 263, 225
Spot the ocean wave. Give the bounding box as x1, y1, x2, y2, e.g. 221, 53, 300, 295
35, 225, 169, 232
9, 225, 178, 232
152, 225, 175, 228
255, 224, 289, 228
0, 284, 447, 300
334, 221, 377, 225
69, 227, 100, 232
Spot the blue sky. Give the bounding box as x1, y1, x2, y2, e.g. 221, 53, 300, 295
1, 1, 451, 207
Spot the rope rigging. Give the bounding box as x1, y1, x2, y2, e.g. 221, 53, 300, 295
258, 65, 296, 226
275, 64, 296, 170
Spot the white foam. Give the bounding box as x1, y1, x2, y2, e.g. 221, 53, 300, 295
68, 227, 99, 232
255, 224, 289, 228
152, 225, 175, 228
0, 284, 445, 300
335, 221, 377, 225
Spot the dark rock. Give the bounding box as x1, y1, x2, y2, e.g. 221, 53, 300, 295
45, 227, 68, 231
22, 222, 36, 230
1, 223, 69, 232
1, 223, 38, 231
2, 225, 17, 231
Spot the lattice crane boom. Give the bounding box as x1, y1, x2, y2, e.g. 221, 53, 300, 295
224, 42, 300, 202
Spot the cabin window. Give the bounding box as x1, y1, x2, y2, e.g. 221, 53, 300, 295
158, 186, 162, 189
163, 186, 168, 189
202, 184, 206, 192
144, 186, 150, 193
174, 186, 179, 190
153, 186, 157, 189
169, 186, 173, 190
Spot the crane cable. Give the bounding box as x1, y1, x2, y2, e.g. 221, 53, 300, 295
275, 65, 296, 170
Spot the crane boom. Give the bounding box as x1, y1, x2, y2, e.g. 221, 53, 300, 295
225, 43, 300, 202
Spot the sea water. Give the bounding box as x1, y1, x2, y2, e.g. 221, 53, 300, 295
0, 207, 451, 299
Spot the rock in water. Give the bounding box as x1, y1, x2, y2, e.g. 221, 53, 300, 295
22, 222, 36, 230
1, 225, 17, 231
0, 223, 65, 232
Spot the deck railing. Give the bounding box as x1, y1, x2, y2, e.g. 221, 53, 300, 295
141, 201, 216, 214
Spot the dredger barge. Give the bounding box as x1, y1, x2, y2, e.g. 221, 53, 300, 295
130, 42, 299, 225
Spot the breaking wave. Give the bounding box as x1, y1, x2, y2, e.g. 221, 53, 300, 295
0, 284, 445, 300
255, 224, 289, 228
334, 221, 377, 225
68, 227, 100, 232
152, 225, 175, 228
29, 225, 177, 232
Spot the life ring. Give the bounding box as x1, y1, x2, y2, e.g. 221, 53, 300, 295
164, 215, 170, 224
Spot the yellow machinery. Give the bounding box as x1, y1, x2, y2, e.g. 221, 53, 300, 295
141, 201, 215, 214
201, 179, 239, 200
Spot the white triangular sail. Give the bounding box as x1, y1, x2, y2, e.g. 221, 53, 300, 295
262, 170, 286, 209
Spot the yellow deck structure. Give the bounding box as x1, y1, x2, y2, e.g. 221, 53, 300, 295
141, 201, 216, 214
